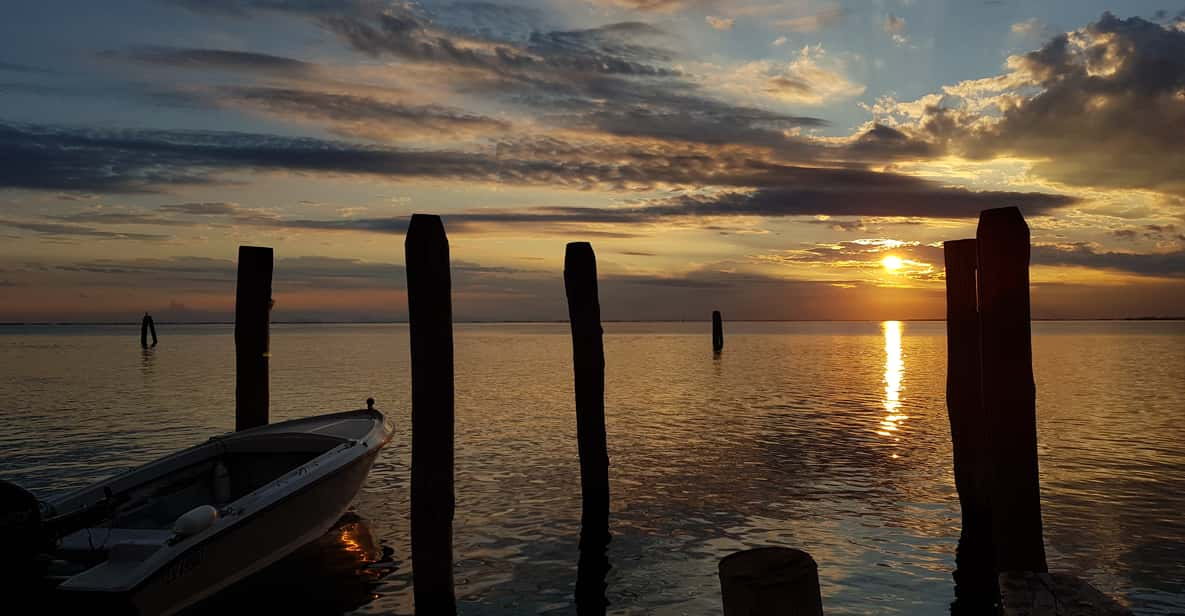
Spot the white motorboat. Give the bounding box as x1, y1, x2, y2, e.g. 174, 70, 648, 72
5, 408, 393, 615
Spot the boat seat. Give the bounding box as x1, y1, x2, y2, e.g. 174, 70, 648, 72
58, 527, 174, 561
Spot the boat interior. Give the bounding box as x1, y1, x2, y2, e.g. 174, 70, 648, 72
51, 432, 348, 564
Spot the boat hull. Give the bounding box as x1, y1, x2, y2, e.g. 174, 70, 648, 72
50, 410, 392, 615
158, 447, 377, 615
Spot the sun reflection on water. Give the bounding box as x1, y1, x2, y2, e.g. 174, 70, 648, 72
878, 321, 908, 441
337, 524, 371, 564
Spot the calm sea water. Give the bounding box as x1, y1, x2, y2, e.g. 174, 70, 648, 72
2, 321, 1183, 614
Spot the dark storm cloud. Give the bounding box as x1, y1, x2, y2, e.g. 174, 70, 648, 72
425, 2, 550, 43
50, 210, 167, 224
215, 180, 1072, 235
220, 86, 511, 135
0, 61, 55, 74
1033, 243, 1185, 277
0, 219, 167, 240
52, 256, 233, 277
0, 123, 580, 192
432, 183, 1072, 224
0, 124, 216, 192
562, 102, 826, 150
652, 184, 1074, 218
906, 13, 1185, 195
165, 0, 375, 16
100, 47, 318, 76
847, 123, 938, 160
1110, 224, 1183, 242
0, 80, 206, 109
526, 21, 676, 65
257, 180, 1073, 232
321, 10, 680, 78
0, 122, 1075, 221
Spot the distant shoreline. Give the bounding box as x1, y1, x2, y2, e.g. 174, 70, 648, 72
2, 317, 1183, 326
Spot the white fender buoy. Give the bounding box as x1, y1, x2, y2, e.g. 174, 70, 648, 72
174, 505, 219, 537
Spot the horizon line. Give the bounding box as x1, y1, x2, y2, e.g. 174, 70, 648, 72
2, 317, 1182, 326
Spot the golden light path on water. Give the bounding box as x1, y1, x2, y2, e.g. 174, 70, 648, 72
878, 321, 908, 457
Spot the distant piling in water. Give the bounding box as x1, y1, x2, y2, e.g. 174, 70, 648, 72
564, 241, 611, 614
405, 214, 457, 615
712, 310, 724, 353
976, 207, 1046, 573
140, 312, 158, 348
718, 547, 824, 616
234, 246, 272, 432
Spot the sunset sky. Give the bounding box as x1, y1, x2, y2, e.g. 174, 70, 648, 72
1, 0, 1183, 321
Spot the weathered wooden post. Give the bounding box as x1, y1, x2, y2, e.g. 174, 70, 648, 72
405, 214, 456, 614
564, 242, 611, 614
976, 206, 1047, 573
234, 246, 272, 432
719, 547, 824, 616
712, 310, 724, 353
943, 238, 996, 603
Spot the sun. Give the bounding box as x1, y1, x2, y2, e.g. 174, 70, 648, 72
881, 255, 904, 272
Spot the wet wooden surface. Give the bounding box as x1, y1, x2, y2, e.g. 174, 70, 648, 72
1000, 572, 1132, 616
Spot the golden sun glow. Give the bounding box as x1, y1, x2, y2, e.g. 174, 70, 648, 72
881, 255, 904, 272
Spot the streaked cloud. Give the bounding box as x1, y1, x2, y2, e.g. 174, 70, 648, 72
706, 16, 735, 30
1010, 18, 1046, 36
99, 47, 318, 77
0, 219, 169, 241
1033, 243, 1185, 277
775, 7, 847, 32
752, 45, 866, 105
217, 86, 511, 140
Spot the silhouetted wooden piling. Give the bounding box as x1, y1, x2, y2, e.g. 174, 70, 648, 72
140, 313, 157, 348
976, 206, 1047, 573
564, 242, 611, 613
234, 246, 272, 432
712, 310, 724, 353
405, 214, 457, 615
719, 547, 823, 616
943, 238, 996, 603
